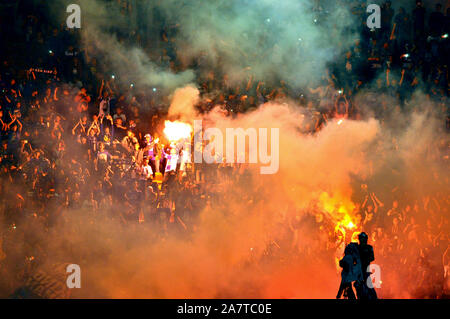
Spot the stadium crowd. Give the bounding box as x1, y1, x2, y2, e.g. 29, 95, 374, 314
0, 0, 449, 298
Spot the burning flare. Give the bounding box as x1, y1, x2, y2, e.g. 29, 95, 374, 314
163, 121, 192, 142
319, 192, 359, 233
319, 191, 361, 272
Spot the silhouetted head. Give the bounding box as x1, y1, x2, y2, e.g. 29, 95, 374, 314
358, 232, 369, 245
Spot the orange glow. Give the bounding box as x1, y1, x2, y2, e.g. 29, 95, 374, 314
163, 121, 192, 142
319, 192, 359, 241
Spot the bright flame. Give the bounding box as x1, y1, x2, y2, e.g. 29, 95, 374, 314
319, 192, 359, 240
337, 119, 344, 125
341, 214, 355, 229
163, 121, 192, 142
321, 191, 361, 271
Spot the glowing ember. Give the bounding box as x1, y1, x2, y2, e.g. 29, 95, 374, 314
163, 121, 192, 142
337, 119, 344, 125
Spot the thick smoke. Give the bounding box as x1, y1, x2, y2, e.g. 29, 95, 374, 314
1, 91, 448, 299
8, 98, 382, 298
167, 86, 200, 121
52, 0, 358, 90
153, 0, 357, 87
51, 0, 195, 91
1, 0, 448, 299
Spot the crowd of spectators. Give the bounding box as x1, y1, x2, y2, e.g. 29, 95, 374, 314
0, 0, 448, 298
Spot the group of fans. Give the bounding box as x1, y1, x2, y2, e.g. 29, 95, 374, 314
0, 0, 449, 298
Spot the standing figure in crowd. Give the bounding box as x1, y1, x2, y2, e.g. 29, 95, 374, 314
337, 242, 363, 299
356, 232, 378, 299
